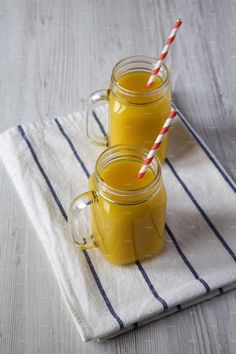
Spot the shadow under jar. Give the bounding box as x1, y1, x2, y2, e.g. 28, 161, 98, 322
68, 145, 167, 265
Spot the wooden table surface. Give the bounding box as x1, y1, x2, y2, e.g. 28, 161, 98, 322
0, 0, 236, 353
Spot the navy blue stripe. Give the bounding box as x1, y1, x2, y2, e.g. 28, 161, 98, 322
82, 250, 124, 329
18, 125, 68, 222
166, 158, 236, 262
165, 224, 211, 293
135, 261, 168, 310
18, 124, 124, 330
92, 110, 107, 137
55, 118, 90, 178
172, 103, 236, 193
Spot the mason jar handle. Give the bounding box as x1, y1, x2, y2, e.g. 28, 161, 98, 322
85, 89, 109, 146
68, 191, 99, 250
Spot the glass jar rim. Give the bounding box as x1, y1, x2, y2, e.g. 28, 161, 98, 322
94, 144, 161, 202
111, 55, 170, 98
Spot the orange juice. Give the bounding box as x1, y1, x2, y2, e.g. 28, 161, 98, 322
88, 158, 166, 265
109, 70, 171, 161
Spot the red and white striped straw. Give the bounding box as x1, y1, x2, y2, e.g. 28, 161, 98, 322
147, 18, 182, 87
137, 108, 177, 179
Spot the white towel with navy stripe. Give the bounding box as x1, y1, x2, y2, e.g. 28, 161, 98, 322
0, 103, 236, 342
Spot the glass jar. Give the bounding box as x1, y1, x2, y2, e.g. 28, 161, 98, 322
68, 145, 167, 265
86, 55, 171, 161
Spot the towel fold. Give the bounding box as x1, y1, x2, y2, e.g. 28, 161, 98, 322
0, 103, 235, 342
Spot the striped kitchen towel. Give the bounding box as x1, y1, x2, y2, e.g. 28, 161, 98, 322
0, 103, 235, 342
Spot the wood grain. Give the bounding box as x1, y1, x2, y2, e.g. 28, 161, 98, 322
0, 0, 236, 353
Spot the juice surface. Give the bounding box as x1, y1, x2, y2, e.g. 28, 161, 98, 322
118, 71, 163, 92
100, 159, 154, 190
89, 159, 166, 265
109, 71, 171, 161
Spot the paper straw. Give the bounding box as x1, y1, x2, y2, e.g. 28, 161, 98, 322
137, 108, 177, 179
147, 18, 182, 87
